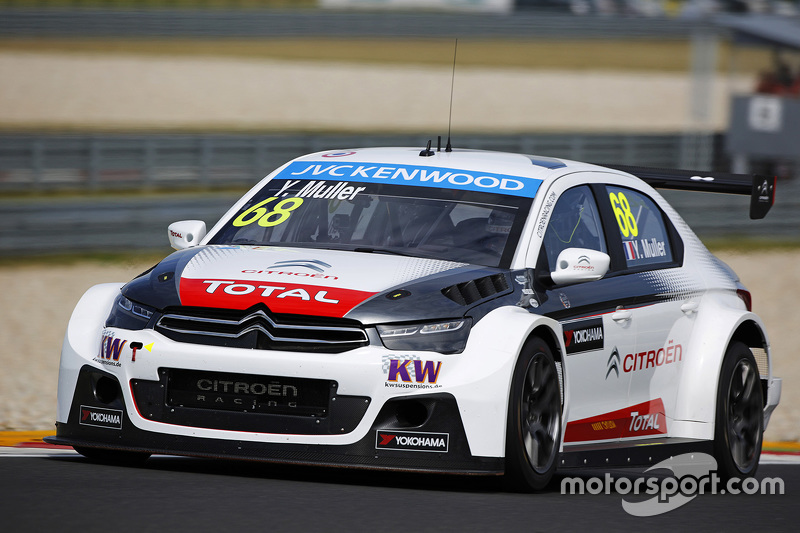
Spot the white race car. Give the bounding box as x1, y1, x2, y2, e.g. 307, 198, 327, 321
47, 146, 781, 491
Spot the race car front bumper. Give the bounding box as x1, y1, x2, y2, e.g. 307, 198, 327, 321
46, 284, 563, 473
47, 364, 503, 474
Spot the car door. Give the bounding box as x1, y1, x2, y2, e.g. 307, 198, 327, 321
532, 183, 638, 447
598, 184, 696, 442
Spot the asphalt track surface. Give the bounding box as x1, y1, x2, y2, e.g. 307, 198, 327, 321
1, 445, 797, 532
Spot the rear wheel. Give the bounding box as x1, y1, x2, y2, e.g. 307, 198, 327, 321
713, 341, 763, 480
74, 446, 150, 465
504, 337, 562, 492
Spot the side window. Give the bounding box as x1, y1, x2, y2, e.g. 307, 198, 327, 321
605, 186, 673, 268
542, 185, 607, 271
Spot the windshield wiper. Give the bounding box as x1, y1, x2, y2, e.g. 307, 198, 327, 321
353, 247, 415, 257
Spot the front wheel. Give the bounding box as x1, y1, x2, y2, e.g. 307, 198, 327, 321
504, 337, 562, 492
713, 341, 763, 480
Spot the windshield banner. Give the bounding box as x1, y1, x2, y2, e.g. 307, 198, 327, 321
281, 161, 542, 198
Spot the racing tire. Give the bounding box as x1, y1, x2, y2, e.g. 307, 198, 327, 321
504, 337, 562, 492
713, 341, 763, 480
74, 446, 151, 465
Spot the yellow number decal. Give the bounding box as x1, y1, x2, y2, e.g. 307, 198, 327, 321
257, 198, 304, 227
609, 191, 638, 238
232, 197, 276, 227
232, 197, 304, 227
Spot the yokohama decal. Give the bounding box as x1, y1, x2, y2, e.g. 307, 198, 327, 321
562, 317, 604, 355
179, 278, 376, 318
375, 430, 449, 452
79, 405, 123, 430
564, 399, 666, 443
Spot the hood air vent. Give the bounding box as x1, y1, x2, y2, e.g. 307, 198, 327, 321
442, 274, 509, 306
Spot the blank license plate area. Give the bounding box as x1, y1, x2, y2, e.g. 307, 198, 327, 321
166, 369, 331, 417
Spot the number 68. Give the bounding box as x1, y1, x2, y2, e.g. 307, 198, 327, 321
609, 192, 638, 238
232, 197, 304, 228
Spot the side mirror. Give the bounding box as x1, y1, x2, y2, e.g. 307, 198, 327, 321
550, 248, 610, 286
168, 220, 207, 250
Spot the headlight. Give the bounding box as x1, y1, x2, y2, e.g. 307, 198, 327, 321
376, 318, 471, 354
105, 293, 156, 330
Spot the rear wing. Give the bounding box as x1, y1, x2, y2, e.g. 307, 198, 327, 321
602, 164, 776, 220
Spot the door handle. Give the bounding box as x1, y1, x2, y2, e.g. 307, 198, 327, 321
612, 309, 632, 322
681, 301, 699, 315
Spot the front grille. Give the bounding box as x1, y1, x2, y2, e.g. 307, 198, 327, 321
155, 304, 368, 353
131, 368, 370, 434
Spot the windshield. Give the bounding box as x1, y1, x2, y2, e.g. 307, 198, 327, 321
209, 178, 533, 268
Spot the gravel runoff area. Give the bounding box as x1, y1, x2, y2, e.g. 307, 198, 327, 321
0, 51, 752, 132
0, 249, 797, 442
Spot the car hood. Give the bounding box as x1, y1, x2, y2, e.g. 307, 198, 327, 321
122, 245, 511, 322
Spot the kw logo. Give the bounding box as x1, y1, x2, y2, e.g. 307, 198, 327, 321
387, 359, 442, 384
266, 259, 332, 273
606, 347, 620, 379
99, 334, 127, 361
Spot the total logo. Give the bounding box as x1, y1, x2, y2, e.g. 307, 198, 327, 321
179, 278, 376, 318
201, 280, 341, 303
375, 430, 449, 452
79, 405, 123, 430
629, 410, 661, 433
564, 399, 667, 443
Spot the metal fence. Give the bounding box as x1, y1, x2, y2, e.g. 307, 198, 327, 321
0, 9, 718, 39
0, 132, 711, 192
1, 132, 798, 256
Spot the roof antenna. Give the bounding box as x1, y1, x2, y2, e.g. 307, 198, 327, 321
445, 38, 458, 153
419, 139, 434, 157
